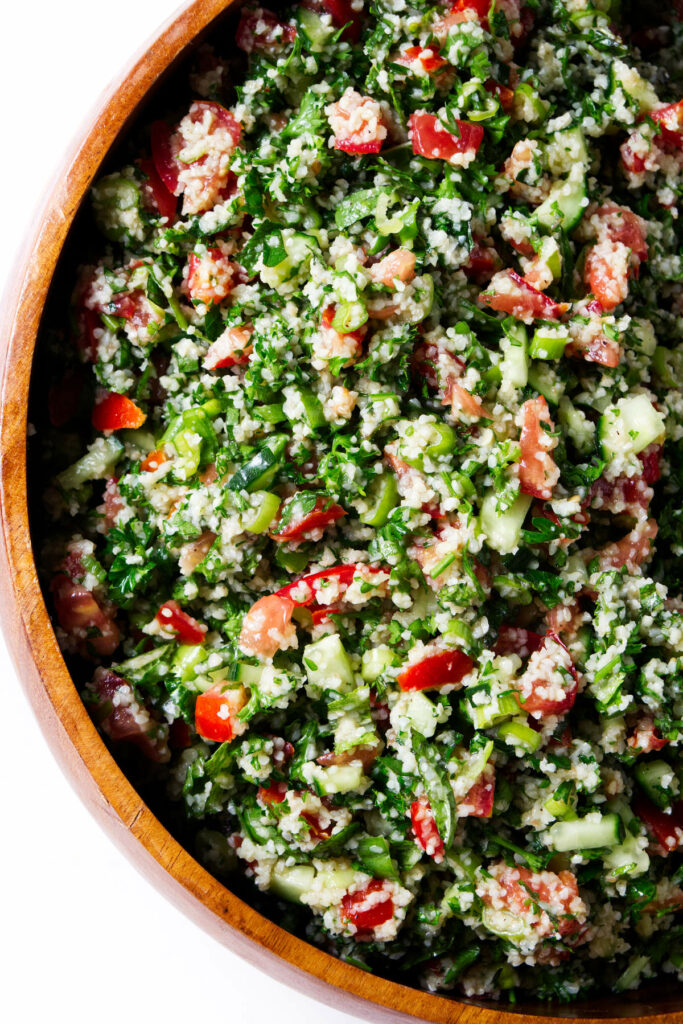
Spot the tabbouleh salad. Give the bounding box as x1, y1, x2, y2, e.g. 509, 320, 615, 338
41, 0, 683, 1004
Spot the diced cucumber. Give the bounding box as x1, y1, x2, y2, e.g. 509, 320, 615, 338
610, 60, 659, 114
303, 633, 355, 692
234, 662, 264, 687
361, 644, 397, 682
545, 128, 589, 176
465, 691, 519, 730
297, 6, 335, 50
481, 906, 528, 941
529, 324, 569, 361
242, 491, 281, 534
479, 492, 532, 556
634, 759, 677, 811
512, 83, 547, 124
546, 813, 622, 852
598, 394, 665, 460
614, 955, 651, 993
173, 644, 206, 682
310, 762, 366, 794
558, 396, 596, 456
404, 274, 435, 325
527, 361, 564, 404
500, 320, 528, 389
603, 833, 650, 882
653, 346, 683, 389
535, 166, 587, 232
315, 863, 357, 891
56, 436, 123, 490
114, 644, 173, 684
270, 863, 316, 903
544, 780, 577, 820
390, 690, 443, 738
361, 473, 399, 527
497, 718, 542, 753
228, 434, 288, 493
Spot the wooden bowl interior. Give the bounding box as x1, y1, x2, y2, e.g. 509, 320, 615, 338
3, 1, 681, 1020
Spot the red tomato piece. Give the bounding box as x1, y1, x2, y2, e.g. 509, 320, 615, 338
74, 307, 103, 363
460, 764, 495, 818
482, 863, 586, 941
335, 138, 384, 155
321, 306, 367, 345
398, 648, 474, 692
270, 497, 346, 542
92, 391, 146, 432
484, 78, 515, 113
239, 594, 297, 659
138, 157, 177, 222
321, 0, 362, 41
447, 381, 488, 420
411, 796, 445, 860
236, 7, 297, 52
597, 518, 658, 573
169, 719, 192, 750
594, 205, 648, 263
50, 574, 120, 658
341, 880, 394, 933
150, 120, 179, 194
639, 443, 661, 484
519, 396, 559, 501
633, 794, 683, 855
451, 0, 490, 22
258, 779, 288, 804
481, 269, 566, 322
409, 112, 484, 163
195, 684, 247, 743
627, 716, 669, 754
651, 99, 683, 148
276, 565, 356, 605
187, 248, 234, 306
140, 448, 169, 473
204, 326, 253, 370
620, 136, 647, 174
396, 45, 447, 73
494, 625, 544, 658
301, 811, 333, 841
463, 238, 502, 284
514, 634, 578, 716
155, 600, 207, 645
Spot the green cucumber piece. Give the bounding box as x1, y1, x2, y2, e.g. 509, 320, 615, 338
270, 863, 316, 903
303, 634, 355, 692
547, 813, 622, 852
480, 492, 532, 556
598, 395, 665, 460
500, 319, 528, 388
527, 361, 563, 404
536, 166, 587, 232
634, 759, 677, 811
529, 325, 569, 360
544, 780, 577, 820
497, 718, 542, 753
297, 6, 335, 50
310, 762, 366, 794
228, 435, 288, 493
56, 436, 123, 490
361, 644, 397, 682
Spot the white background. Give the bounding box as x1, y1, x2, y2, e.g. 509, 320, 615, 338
0, 3, 362, 1021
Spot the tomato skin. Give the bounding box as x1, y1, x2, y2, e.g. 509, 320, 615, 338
258, 779, 288, 805
483, 863, 585, 941
155, 600, 207, 645
236, 7, 297, 52
270, 497, 346, 542
334, 137, 384, 154
484, 78, 515, 113
187, 248, 234, 306
519, 396, 559, 501
140, 448, 169, 473
627, 716, 668, 754
451, 0, 490, 22
138, 157, 177, 222
481, 269, 566, 322
320, 0, 362, 41
651, 99, 683, 148
409, 112, 484, 162
321, 306, 366, 345
150, 119, 180, 194
50, 573, 120, 658
633, 794, 683, 855
463, 239, 502, 283
341, 880, 394, 933
640, 443, 661, 484
397, 45, 447, 73
460, 764, 495, 818
275, 563, 385, 605
411, 797, 445, 860
195, 685, 247, 742
92, 391, 146, 431
398, 648, 474, 691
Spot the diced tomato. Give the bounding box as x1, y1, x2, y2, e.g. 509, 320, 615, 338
140, 448, 169, 473
459, 763, 495, 818
369, 248, 416, 288
597, 518, 658, 572
584, 244, 629, 311
519, 396, 559, 501
204, 326, 253, 370
447, 381, 488, 420
640, 443, 662, 485
594, 205, 649, 263
138, 157, 177, 222
633, 793, 683, 855
236, 7, 297, 52
239, 594, 297, 659
482, 862, 586, 941
398, 648, 474, 692
74, 307, 103, 363
187, 248, 234, 306
270, 497, 346, 542
588, 471, 653, 516
463, 239, 502, 284
513, 633, 578, 716
481, 269, 567, 322
484, 78, 515, 113
48, 368, 83, 427
92, 391, 146, 432
150, 119, 180, 194
409, 111, 484, 164
396, 45, 447, 73
195, 684, 248, 743
494, 625, 544, 658
451, 0, 490, 22
317, 740, 382, 771
546, 600, 585, 640
628, 716, 669, 754
301, 810, 333, 841
308, 0, 363, 42
155, 600, 207, 645
341, 879, 394, 933
90, 667, 168, 762
411, 796, 445, 860
258, 779, 288, 804
620, 135, 647, 174
651, 99, 683, 148
566, 329, 621, 368
51, 574, 120, 658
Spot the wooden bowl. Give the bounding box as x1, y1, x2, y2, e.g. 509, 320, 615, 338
0, 2, 680, 1020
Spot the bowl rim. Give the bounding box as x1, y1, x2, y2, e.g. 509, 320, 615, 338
0, 3, 681, 1022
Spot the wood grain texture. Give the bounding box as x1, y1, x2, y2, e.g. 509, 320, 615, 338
0, 2, 680, 1021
